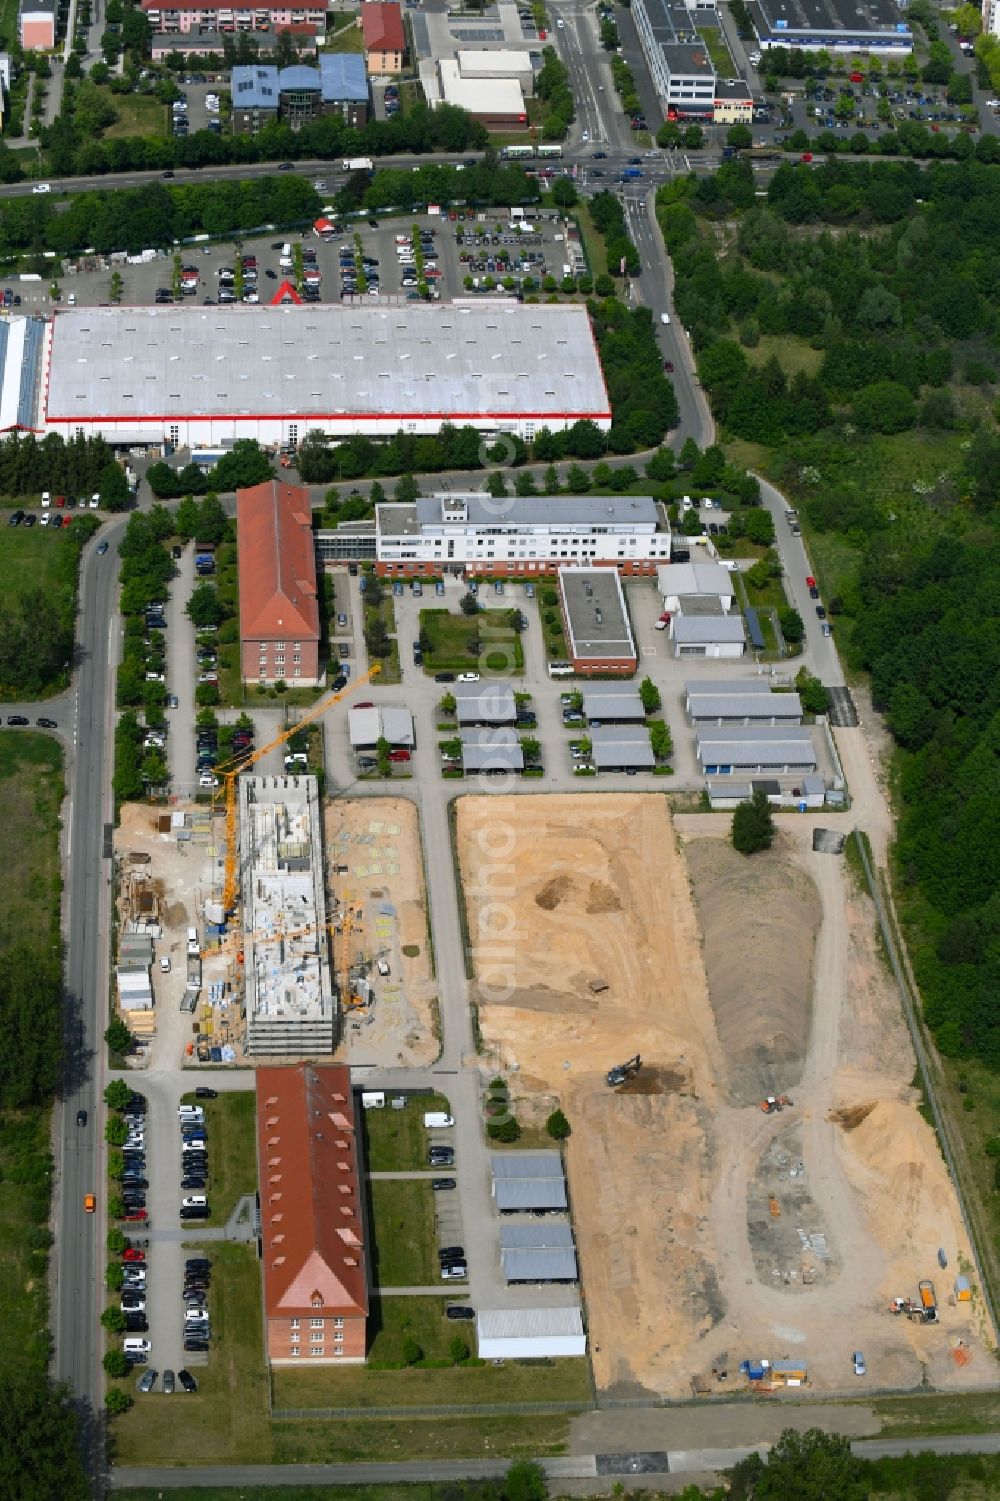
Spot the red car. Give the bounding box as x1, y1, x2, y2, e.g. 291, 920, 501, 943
805, 575, 816, 588
663, 360, 674, 373
355, 701, 374, 709
800, 152, 814, 163
123, 1248, 146, 1262
122, 1209, 148, 1223
55, 494, 66, 507
850, 71, 864, 83
389, 749, 411, 763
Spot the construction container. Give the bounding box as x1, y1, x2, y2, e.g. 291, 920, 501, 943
955, 1276, 972, 1302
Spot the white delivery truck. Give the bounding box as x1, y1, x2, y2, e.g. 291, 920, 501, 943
424, 1111, 455, 1129
342, 157, 374, 172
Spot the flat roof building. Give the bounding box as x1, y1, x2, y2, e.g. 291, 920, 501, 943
142, 0, 328, 37
237, 480, 321, 687
454, 682, 517, 726
241, 776, 337, 1056
477, 1306, 586, 1360
376, 493, 666, 578
19, 0, 56, 49
671, 615, 746, 658
747, 0, 912, 53
438, 59, 527, 126
590, 725, 655, 771
632, 0, 716, 118
491, 1152, 568, 1212
695, 725, 817, 774
500, 1222, 578, 1283
348, 705, 415, 749
40, 304, 610, 447
257, 1064, 368, 1365
582, 684, 646, 722
685, 686, 803, 724
559, 567, 637, 676
658, 560, 735, 612
460, 728, 524, 774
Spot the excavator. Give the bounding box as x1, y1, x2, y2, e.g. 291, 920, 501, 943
606, 1055, 641, 1088
760, 1095, 793, 1114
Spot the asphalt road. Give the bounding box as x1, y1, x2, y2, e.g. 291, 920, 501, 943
54, 517, 128, 1469
107, 1430, 1000, 1490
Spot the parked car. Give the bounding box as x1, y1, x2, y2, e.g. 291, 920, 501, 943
446, 1304, 475, 1320
177, 1369, 198, 1392
137, 1368, 158, 1393
432, 1178, 456, 1191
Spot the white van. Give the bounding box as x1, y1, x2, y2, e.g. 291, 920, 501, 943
178, 1105, 204, 1121
279, 243, 293, 268
182, 1194, 207, 1208
424, 1111, 455, 1129
660, 312, 671, 325
124, 1338, 151, 1355
376, 958, 390, 977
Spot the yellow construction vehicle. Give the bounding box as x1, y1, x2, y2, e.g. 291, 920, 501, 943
339, 900, 368, 1012
212, 665, 380, 915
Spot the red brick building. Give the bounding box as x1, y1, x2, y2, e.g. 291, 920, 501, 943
237, 480, 321, 686
257, 1064, 368, 1366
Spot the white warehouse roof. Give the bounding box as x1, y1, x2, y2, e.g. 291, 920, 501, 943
673, 616, 746, 644
43, 303, 610, 431
687, 691, 802, 722
477, 1306, 586, 1361
658, 562, 734, 598
439, 59, 526, 116
457, 48, 533, 76
582, 686, 645, 721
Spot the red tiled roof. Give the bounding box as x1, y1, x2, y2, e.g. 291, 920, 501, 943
361, 1, 405, 53
257, 1064, 368, 1320
237, 480, 319, 644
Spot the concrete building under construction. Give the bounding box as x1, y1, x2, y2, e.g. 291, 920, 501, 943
240, 774, 336, 1056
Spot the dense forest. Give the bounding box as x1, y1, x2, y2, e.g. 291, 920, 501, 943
659, 158, 1000, 1066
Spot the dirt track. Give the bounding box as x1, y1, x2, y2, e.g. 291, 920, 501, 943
457, 793, 994, 1398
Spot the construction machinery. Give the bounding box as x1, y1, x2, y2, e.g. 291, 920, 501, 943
338, 901, 368, 1013
761, 1095, 793, 1114
889, 1297, 923, 1320
606, 1055, 641, 1088
213, 665, 380, 915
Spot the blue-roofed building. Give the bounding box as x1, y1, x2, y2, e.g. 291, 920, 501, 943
231, 65, 280, 134
319, 52, 369, 125
231, 54, 368, 134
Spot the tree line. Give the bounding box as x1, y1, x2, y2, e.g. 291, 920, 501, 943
659, 151, 1000, 1069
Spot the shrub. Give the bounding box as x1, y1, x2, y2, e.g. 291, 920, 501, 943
546, 1108, 571, 1140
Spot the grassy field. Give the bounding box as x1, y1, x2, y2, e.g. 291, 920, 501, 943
362, 1095, 451, 1172
0, 733, 64, 1373
179, 1090, 257, 1227
0, 732, 64, 951
102, 90, 167, 140
0, 526, 83, 699
368, 1180, 438, 1287
0, 0, 18, 47
111, 1243, 572, 1464
743, 335, 824, 381
324, 18, 366, 52
420, 608, 524, 675
366, 594, 401, 685
571, 202, 607, 277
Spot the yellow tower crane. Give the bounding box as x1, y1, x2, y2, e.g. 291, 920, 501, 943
212, 665, 380, 915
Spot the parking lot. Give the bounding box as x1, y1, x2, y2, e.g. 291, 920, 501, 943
54, 208, 578, 312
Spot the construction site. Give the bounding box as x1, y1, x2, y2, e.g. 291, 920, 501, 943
455, 793, 996, 1399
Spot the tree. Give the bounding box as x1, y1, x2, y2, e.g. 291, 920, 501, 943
186, 581, 227, 629
0, 1372, 88, 1501
727, 122, 753, 150
795, 667, 829, 716
106, 1228, 126, 1254
504, 1460, 549, 1501
105, 1388, 132, 1415
460, 591, 479, 616
104, 1079, 130, 1111
649, 720, 672, 760
448, 1334, 470, 1363
102, 1351, 129, 1378
104, 1019, 134, 1056
402, 1337, 423, 1365
105, 1115, 128, 1147
565, 463, 588, 493
98, 461, 131, 511
376, 735, 392, 777
546, 1108, 571, 1140
519, 736, 541, 762
732, 788, 775, 855
552, 177, 578, 208
105, 1262, 125, 1291
739, 1427, 866, 1501
638, 676, 661, 712
487, 1115, 521, 1142
778, 606, 804, 643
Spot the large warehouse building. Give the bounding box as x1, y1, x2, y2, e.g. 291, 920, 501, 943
32, 302, 610, 447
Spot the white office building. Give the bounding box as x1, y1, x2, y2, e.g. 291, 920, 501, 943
631, 0, 716, 118
375, 493, 671, 577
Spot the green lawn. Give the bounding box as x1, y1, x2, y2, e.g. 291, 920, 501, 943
366, 594, 401, 685
368, 1179, 438, 1287
744, 335, 824, 380
0, 0, 19, 47
362, 1096, 451, 1172
0, 526, 85, 700
0, 733, 64, 1375
420, 608, 524, 675
101, 89, 168, 141
179, 1090, 257, 1227
111, 1244, 570, 1463
324, 18, 365, 52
